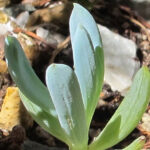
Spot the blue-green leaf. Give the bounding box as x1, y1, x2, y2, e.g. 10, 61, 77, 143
89, 67, 150, 150
46, 64, 88, 149
70, 4, 104, 126
19, 91, 70, 145
4, 36, 56, 116
70, 3, 102, 48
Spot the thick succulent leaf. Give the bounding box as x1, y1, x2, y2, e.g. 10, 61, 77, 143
46, 64, 88, 148
89, 115, 121, 150
123, 136, 145, 150
70, 3, 102, 48
70, 4, 104, 126
70, 23, 104, 126
4, 36, 56, 116
89, 67, 150, 150
19, 91, 71, 145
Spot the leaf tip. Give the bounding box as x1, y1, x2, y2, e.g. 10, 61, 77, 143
5, 36, 17, 47
73, 3, 79, 7
73, 3, 84, 11
5, 36, 11, 46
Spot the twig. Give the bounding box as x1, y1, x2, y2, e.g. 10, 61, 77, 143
137, 124, 150, 136
49, 36, 70, 64
119, 5, 150, 41
123, 15, 150, 42
120, 5, 150, 30
32, 0, 51, 7
13, 27, 56, 49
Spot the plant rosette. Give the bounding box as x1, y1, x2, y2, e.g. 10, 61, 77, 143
4, 3, 150, 150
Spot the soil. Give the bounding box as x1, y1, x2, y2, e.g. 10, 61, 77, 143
1, 0, 150, 149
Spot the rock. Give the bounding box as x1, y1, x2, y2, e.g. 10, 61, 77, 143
0, 87, 33, 134
0, 11, 40, 64
3, 4, 35, 18
0, 59, 7, 73
36, 27, 65, 46
22, 140, 67, 150
36, 27, 58, 45
16, 11, 29, 27
98, 24, 140, 94
26, 2, 73, 27
0, 11, 14, 35
140, 113, 150, 132
17, 33, 40, 63
0, 0, 10, 8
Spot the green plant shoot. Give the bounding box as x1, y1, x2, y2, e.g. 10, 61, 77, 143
4, 3, 150, 150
